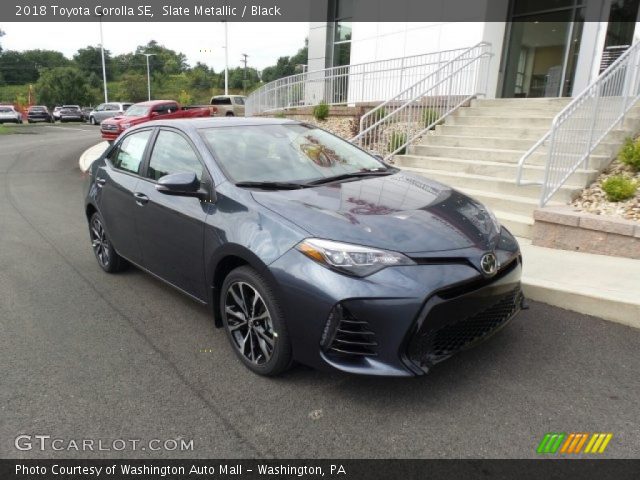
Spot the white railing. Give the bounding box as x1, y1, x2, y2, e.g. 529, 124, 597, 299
351, 43, 492, 160
245, 47, 473, 116
517, 42, 640, 206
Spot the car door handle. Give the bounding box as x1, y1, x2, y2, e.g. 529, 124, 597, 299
133, 192, 149, 206
95, 177, 106, 187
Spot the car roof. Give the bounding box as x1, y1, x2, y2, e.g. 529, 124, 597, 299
131, 117, 299, 132
132, 100, 178, 107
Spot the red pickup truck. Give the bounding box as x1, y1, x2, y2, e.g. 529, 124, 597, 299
100, 100, 211, 141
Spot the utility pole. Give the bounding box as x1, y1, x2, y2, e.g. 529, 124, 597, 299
241, 53, 249, 95
97, 10, 108, 103
223, 21, 229, 95
143, 53, 156, 101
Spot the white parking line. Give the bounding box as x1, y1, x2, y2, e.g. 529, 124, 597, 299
44, 125, 96, 132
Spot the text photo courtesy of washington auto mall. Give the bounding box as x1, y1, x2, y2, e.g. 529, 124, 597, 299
1, 0, 640, 479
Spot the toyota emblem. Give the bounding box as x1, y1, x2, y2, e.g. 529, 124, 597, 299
480, 253, 498, 276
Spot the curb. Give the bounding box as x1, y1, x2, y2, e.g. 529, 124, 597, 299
522, 279, 640, 330
79, 142, 109, 172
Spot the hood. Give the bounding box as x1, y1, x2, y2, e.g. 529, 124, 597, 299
104, 116, 127, 124
251, 172, 500, 254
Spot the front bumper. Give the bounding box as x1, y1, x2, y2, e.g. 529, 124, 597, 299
269, 236, 522, 376
101, 128, 120, 141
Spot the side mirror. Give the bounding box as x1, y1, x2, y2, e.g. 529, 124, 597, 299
156, 172, 208, 200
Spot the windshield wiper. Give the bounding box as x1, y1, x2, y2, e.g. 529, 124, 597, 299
306, 168, 394, 186
235, 181, 310, 190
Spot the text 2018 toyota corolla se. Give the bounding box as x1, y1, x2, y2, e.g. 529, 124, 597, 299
84, 118, 524, 377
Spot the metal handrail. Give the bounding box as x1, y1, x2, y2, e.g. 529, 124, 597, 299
516, 41, 640, 206
245, 47, 473, 116
351, 43, 492, 161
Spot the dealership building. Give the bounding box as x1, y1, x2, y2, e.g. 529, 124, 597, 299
306, 0, 640, 99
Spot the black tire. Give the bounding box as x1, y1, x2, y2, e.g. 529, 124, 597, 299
225, 112, 234, 117
220, 266, 292, 376
89, 116, 97, 125
88, 212, 128, 273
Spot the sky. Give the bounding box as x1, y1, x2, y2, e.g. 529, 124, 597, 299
0, 22, 309, 71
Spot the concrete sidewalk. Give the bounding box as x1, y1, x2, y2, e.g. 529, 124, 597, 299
79, 141, 109, 172
519, 238, 640, 329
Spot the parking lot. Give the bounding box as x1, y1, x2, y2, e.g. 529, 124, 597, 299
1, 124, 639, 459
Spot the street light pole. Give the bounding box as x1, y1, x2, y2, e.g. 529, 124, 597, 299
241, 53, 248, 95
97, 12, 108, 103
224, 21, 229, 95
144, 53, 156, 101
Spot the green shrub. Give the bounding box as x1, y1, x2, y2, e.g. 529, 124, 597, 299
618, 137, 640, 172
601, 175, 638, 202
273, 111, 286, 118
422, 108, 440, 128
388, 131, 407, 155
313, 101, 329, 121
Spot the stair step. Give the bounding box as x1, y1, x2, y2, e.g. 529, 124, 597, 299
418, 134, 619, 156
471, 98, 573, 108
447, 115, 555, 127
407, 144, 612, 168
403, 168, 580, 202
398, 157, 597, 185
434, 124, 552, 140
457, 187, 562, 217
490, 210, 534, 238
456, 108, 567, 118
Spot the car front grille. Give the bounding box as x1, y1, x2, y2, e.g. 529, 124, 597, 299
322, 304, 378, 357
408, 286, 522, 368
101, 124, 118, 132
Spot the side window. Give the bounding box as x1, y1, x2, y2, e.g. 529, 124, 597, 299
109, 130, 152, 175
234, 97, 245, 105
212, 97, 232, 105
147, 130, 203, 181
105, 104, 118, 111
96, 104, 105, 111
152, 104, 167, 115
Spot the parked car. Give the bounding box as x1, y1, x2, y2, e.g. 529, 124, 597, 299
210, 95, 245, 117
59, 105, 84, 123
89, 102, 133, 125
99, 100, 210, 142
0, 105, 23, 124
85, 117, 524, 377
81, 107, 93, 121
52, 106, 62, 121
27, 105, 54, 123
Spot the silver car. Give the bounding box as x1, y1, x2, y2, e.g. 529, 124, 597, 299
88, 102, 133, 125
0, 105, 23, 124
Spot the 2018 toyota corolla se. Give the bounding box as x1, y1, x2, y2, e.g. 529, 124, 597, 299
84, 118, 524, 377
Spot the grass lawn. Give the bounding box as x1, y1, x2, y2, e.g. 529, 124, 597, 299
0, 124, 13, 134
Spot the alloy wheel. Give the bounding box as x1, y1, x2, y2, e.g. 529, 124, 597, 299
90, 217, 110, 268
224, 281, 275, 365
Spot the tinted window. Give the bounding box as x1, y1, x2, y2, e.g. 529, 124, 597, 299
233, 97, 245, 105
147, 130, 203, 181
212, 97, 232, 105
109, 130, 152, 174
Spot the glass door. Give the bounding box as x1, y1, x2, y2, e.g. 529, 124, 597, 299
501, 1, 584, 98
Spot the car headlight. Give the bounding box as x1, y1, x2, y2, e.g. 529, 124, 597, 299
296, 238, 415, 277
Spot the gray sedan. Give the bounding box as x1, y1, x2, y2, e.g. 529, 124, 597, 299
88, 102, 133, 125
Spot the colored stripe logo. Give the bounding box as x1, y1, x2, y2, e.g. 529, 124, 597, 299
537, 433, 612, 454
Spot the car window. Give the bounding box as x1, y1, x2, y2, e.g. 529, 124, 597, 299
105, 104, 118, 111
147, 130, 203, 181
212, 97, 232, 105
95, 104, 105, 111
109, 130, 152, 175
233, 97, 245, 105
0, 107, 12, 113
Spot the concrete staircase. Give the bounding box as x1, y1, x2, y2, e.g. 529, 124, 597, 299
395, 98, 639, 238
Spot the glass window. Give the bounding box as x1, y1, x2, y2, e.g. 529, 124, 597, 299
147, 130, 203, 181
212, 97, 233, 105
200, 124, 385, 184
109, 130, 152, 174
105, 104, 118, 111
233, 97, 245, 105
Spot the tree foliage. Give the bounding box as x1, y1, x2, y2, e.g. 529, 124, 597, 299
73, 46, 112, 80
35, 67, 96, 106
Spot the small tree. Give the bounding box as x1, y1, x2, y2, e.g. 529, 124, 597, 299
178, 89, 193, 106
35, 67, 95, 106
116, 74, 148, 102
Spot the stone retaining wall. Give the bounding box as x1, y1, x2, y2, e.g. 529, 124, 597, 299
533, 207, 640, 259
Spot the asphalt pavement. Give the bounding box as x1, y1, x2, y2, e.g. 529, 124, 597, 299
0, 124, 639, 459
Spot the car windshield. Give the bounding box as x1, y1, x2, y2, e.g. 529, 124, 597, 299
0, 107, 13, 113
30, 107, 45, 111
200, 124, 387, 184
124, 105, 149, 117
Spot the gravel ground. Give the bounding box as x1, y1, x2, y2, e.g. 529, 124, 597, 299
571, 160, 640, 222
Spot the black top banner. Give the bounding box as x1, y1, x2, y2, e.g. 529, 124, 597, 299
2, 0, 621, 22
